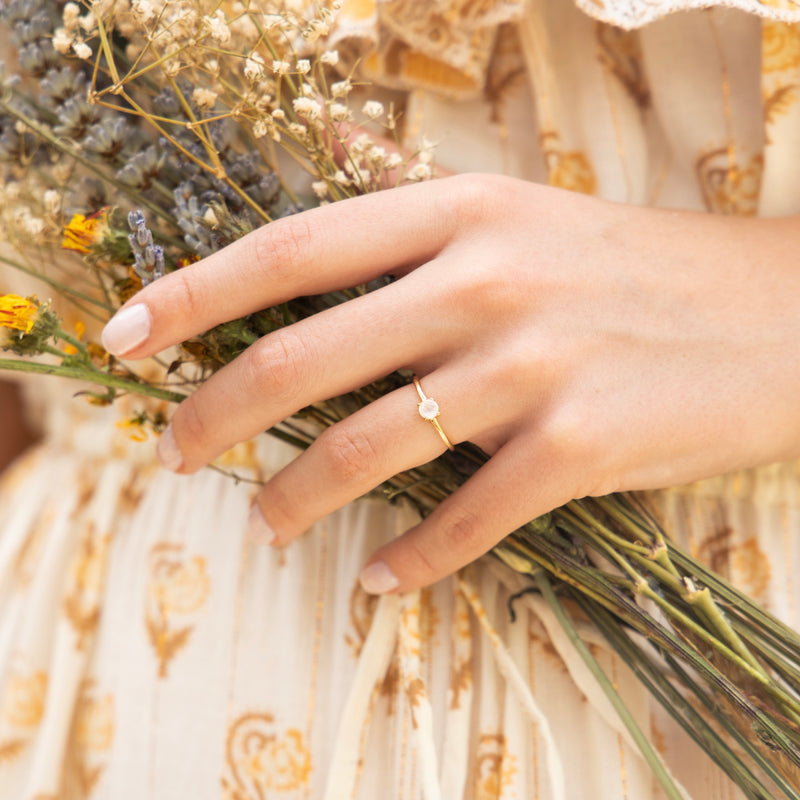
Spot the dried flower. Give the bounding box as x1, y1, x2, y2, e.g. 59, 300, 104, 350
204, 10, 231, 45
244, 54, 265, 82
292, 97, 322, 123
52, 28, 73, 54
328, 102, 350, 124
128, 210, 165, 286
43, 189, 61, 215
73, 41, 92, 60
361, 100, 384, 120
384, 152, 403, 170
192, 88, 218, 109
320, 50, 339, 66
0, 295, 39, 334
331, 79, 351, 98
61, 209, 109, 253
407, 163, 432, 182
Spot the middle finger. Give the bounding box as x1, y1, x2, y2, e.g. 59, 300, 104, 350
159, 265, 461, 472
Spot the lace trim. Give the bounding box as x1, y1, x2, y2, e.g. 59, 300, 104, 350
574, 0, 800, 29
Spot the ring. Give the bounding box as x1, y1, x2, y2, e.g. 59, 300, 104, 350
412, 375, 454, 451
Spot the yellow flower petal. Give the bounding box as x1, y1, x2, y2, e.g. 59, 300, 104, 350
0, 294, 39, 334
61, 209, 109, 254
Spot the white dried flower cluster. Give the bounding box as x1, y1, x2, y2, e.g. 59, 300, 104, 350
244, 53, 266, 82
54, 0, 98, 58
361, 100, 384, 120
406, 163, 432, 182
130, 0, 156, 24
192, 87, 218, 109
292, 97, 323, 125
327, 102, 351, 124
43, 190, 61, 216
403, 138, 437, 182
331, 80, 352, 99
12, 208, 45, 240
203, 10, 231, 45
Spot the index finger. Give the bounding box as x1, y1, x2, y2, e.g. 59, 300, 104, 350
101, 177, 464, 359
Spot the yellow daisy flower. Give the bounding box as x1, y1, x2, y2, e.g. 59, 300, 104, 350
0, 294, 39, 334
61, 208, 109, 254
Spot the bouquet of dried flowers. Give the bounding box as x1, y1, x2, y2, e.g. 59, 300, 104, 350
1, 1, 799, 797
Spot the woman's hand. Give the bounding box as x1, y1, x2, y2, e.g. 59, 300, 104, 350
100, 174, 800, 593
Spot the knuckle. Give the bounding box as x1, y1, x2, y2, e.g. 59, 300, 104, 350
319, 424, 382, 485
438, 506, 485, 554
447, 173, 507, 228
245, 330, 310, 403
448, 173, 490, 219
405, 537, 440, 583
539, 404, 613, 496
542, 404, 590, 460
450, 261, 518, 322
175, 396, 209, 452
256, 215, 315, 284
173, 268, 206, 321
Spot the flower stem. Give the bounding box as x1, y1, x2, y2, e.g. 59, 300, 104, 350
533, 570, 687, 800
0, 358, 185, 404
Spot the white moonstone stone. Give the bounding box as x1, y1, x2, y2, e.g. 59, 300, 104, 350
419, 397, 439, 420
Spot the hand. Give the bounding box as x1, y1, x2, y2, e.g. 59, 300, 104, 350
101, 174, 800, 593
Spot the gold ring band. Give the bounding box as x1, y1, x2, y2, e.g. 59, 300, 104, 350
412, 375, 454, 451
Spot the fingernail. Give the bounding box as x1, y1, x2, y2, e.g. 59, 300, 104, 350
101, 304, 151, 356
247, 504, 277, 545
156, 425, 183, 472
359, 561, 399, 594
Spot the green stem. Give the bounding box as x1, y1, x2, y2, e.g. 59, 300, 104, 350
533, 570, 687, 800
0, 254, 114, 315
684, 583, 766, 675
583, 599, 798, 799
0, 358, 185, 404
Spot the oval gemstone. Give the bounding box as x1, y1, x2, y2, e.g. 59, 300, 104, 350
418, 397, 440, 420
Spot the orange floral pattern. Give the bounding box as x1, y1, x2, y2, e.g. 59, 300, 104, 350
63, 523, 111, 650
222, 712, 312, 798
145, 542, 210, 677
474, 733, 518, 800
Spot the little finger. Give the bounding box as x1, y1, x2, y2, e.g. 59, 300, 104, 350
358, 434, 574, 593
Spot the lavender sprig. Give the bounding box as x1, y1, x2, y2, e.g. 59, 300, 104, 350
128, 210, 165, 286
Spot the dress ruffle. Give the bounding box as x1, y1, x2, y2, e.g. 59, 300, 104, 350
328, 0, 524, 98
574, 0, 800, 29
328, 0, 800, 100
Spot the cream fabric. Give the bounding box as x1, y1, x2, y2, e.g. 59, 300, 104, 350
2, 3, 800, 799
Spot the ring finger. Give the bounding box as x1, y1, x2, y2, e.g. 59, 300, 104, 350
247, 369, 500, 545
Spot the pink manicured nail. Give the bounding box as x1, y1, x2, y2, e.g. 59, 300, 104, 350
156, 426, 183, 472
359, 561, 400, 594
101, 304, 151, 356
247, 504, 277, 545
